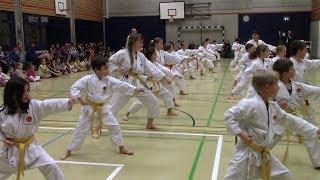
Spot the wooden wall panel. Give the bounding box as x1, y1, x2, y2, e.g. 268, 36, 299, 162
0, 0, 14, 11
1, 0, 102, 22
75, 0, 103, 22
21, 0, 56, 16
312, 0, 320, 21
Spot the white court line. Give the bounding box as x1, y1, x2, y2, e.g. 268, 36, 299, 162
106, 166, 123, 180
55, 160, 124, 167
55, 160, 124, 180
211, 135, 223, 180
39, 126, 222, 137
41, 126, 224, 179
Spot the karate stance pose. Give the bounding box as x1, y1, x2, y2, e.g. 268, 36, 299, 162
273, 59, 320, 169
108, 33, 166, 129
0, 77, 74, 180
230, 44, 274, 99
60, 56, 142, 160
123, 47, 178, 120
224, 70, 320, 180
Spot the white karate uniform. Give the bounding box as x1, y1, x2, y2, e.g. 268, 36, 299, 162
234, 53, 253, 81
224, 94, 319, 180
231, 48, 246, 75
232, 42, 244, 62
208, 44, 222, 61
67, 75, 136, 151
305, 53, 310, 60
271, 55, 281, 63
198, 46, 217, 62
232, 58, 274, 98
289, 57, 320, 83
108, 49, 163, 118
157, 50, 188, 92
247, 39, 276, 52
275, 80, 320, 167
162, 49, 190, 77
0, 99, 72, 180
289, 57, 320, 128
183, 49, 215, 70
127, 62, 175, 114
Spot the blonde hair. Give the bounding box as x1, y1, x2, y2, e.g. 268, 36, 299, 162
276, 45, 286, 54
252, 70, 278, 93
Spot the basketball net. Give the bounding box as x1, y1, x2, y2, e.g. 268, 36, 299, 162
60, 8, 70, 18
169, 15, 174, 23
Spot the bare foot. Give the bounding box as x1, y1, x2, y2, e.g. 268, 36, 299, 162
180, 91, 188, 95
227, 95, 235, 100
60, 150, 71, 160
119, 146, 134, 155
146, 124, 159, 130
174, 103, 181, 107
91, 128, 101, 139
167, 110, 179, 116
123, 115, 129, 121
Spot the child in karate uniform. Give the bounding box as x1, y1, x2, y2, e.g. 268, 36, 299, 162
60, 56, 144, 160
0, 77, 74, 180
224, 70, 320, 180
273, 59, 320, 169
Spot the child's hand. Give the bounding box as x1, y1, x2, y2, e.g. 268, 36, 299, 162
134, 88, 144, 93
2, 138, 14, 147
164, 77, 172, 84
238, 131, 253, 144
78, 98, 88, 106
146, 76, 154, 82
278, 98, 288, 109
67, 98, 76, 110
119, 67, 129, 75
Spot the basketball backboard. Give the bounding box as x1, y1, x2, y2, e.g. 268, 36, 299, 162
55, 0, 67, 16
160, 2, 185, 20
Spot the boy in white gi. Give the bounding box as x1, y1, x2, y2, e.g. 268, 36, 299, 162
60, 56, 143, 160
273, 59, 320, 169
0, 77, 74, 180
288, 40, 320, 141
224, 70, 320, 180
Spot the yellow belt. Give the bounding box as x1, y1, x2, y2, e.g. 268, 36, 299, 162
128, 72, 150, 89
147, 77, 160, 92
13, 135, 35, 180
86, 98, 104, 135
128, 72, 159, 91
245, 141, 271, 180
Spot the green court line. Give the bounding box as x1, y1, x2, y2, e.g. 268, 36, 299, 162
188, 66, 228, 180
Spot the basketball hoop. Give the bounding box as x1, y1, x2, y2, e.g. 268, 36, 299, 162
168, 9, 176, 23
